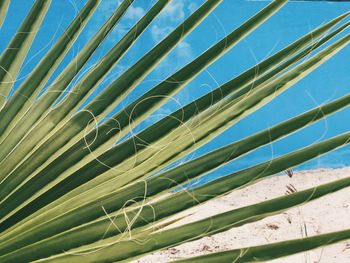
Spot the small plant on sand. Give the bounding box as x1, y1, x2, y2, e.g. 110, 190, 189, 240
1, 0, 350, 262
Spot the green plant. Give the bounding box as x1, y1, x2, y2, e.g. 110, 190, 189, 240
0, 0, 350, 262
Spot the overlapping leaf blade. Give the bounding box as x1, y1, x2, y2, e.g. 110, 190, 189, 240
1, 7, 348, 232
0, 1, 350, 262
175, 229, 350, 263
13, 168, 350, 262
2, 102, 350, 261
0, 0, 9, 28
0, 0, 51, 108
0, 0, 134, 148
0, 0, 304, 233
0, 0, 172, 180
19, 8, 347, 194
0, 0, 220, 188
32, 26, 350, 210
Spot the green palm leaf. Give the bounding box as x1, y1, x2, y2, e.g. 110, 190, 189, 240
0, 0, 134, 145
0, 0, 219, 184
22, 170, 350, 262
0, 0, 285, 223
175, 228, 350, 262
0, 0, 9, 28
0, 0, 51, 108
0, 0, 349, 262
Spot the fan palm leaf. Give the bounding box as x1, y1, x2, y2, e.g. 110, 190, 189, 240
0, 0, 349, 262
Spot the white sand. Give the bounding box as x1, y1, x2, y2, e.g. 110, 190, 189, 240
136, 168, 350, 262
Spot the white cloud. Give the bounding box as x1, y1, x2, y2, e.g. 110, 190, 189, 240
124, 5, 145, 21
159, 1, 185, 22
99, 0, 118, 19
92, 1, 146, 42
150, 25, 173, 42
176, 41, 192, 59
149, 0, 196, 70
93, 0, 196, 74
188, 2, 199, 13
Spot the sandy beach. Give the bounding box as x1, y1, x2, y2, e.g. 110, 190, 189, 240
136, 168, 350, 262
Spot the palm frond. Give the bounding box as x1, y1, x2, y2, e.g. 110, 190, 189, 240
0, 0, 349, 262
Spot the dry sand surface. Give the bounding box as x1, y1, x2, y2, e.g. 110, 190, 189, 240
135, 168, 350, 263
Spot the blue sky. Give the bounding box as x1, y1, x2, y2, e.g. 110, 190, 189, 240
1, 0, 350, 180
